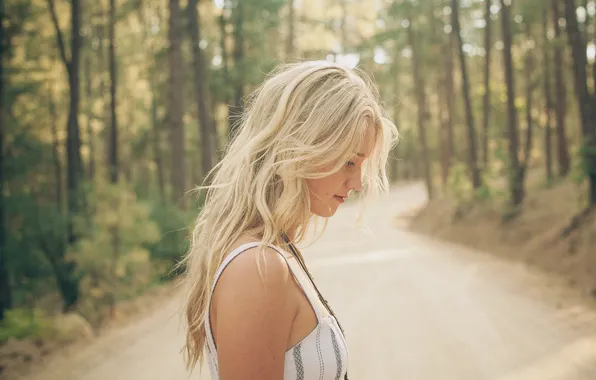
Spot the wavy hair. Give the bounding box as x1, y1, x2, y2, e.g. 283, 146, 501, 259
180, 60, 399, 370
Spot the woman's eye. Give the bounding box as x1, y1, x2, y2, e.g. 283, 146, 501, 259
346, 161, 356, 168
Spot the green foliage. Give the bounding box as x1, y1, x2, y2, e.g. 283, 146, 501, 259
146, 201, 193, 278
67, 181, 160, 304
232, 0, 286, 90
3, 0, 592, 342
0, 309, 52, 342
474, 182, 492, 201
447, 159, 505, 205
55, 179, 172, 323
2, 117, 67, 308
446, 162, 474, 201
569, 145, 592, 209
571, 149, 587, 186
578, 143, 596, 177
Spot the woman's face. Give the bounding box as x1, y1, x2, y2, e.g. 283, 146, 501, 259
306, 127, 376, 218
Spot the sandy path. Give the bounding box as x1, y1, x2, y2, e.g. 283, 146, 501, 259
20, 183, 596, 380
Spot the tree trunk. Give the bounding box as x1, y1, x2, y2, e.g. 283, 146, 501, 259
47, 0, 82, 310
440, 29, 455, 185
0, 0, 11, 321
230, 0, 245, 138
482, 0, 492, 169
407, 21, 433, 199
543, 4, 554, 183
500, 0, 523, 207
108, 0, 118, 184
38, 240, 80, 313
97, 4, 110, 169
188, 0, 214, 181
564, 0, 596, 205
106, 0, 120, 319
138, 0, 156, 197
452, 0, 482, 190
428, 1, 446, 188
521, 20, 536, 185
69, 0, 83, 215
168, 0, 187, 205
48, 0, 83, 243
68, 0, 83, 243
552, 0, 571, 177
56, 263, 79, 313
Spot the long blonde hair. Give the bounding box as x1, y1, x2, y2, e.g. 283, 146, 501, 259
180, 60, 398, 370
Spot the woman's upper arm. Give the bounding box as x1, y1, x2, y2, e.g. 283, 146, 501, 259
211, 247, 296, 380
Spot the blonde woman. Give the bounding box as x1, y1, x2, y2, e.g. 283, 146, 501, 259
181, 60, 398, 380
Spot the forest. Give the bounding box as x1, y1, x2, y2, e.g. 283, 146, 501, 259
1, 0, 595, 349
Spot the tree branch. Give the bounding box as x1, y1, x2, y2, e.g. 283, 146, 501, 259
47, 0, 70, 70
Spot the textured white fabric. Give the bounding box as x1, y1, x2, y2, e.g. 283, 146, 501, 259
204, 242, 349, 380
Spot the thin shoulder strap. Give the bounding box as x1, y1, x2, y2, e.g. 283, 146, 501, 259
209, 242, 260, 293
204, 242, 324, 357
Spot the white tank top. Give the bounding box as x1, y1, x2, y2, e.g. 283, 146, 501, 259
204, 242, 349, 380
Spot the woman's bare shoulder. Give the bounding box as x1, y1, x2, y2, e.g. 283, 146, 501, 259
216, 242, 292, 293
210, 240, 297, 379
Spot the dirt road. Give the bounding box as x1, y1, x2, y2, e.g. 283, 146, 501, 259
23, 183, 596, 379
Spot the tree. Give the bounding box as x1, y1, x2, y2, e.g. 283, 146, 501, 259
440, 18, 455, 186
108, 0, 119, 183
168, 0, 187, 205
83, 54, 96, 180
500, 0, 523, 207
482, 0, 492, 169
564, 0, 596, 205
406, 15, 433, 199
542, 3, 554, 182
0, 0, 9, 321
47, 0, 83, 245
452, 0, 482, 190
552, 0, 571, 177
521, 18, 536, 190
47, 0, 82, 311
188, 0, 215, 180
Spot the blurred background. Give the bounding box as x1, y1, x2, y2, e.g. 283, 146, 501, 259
2, 0, 596, 378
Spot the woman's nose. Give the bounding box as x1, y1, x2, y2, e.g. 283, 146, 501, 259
346, 169, 363, 192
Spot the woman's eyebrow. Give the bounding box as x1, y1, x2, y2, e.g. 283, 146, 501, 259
356, 152, 365, 157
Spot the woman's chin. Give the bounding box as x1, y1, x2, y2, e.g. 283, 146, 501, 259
311, 205, 338, 218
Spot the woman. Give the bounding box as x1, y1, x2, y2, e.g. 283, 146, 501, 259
181, 60, 398, 380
